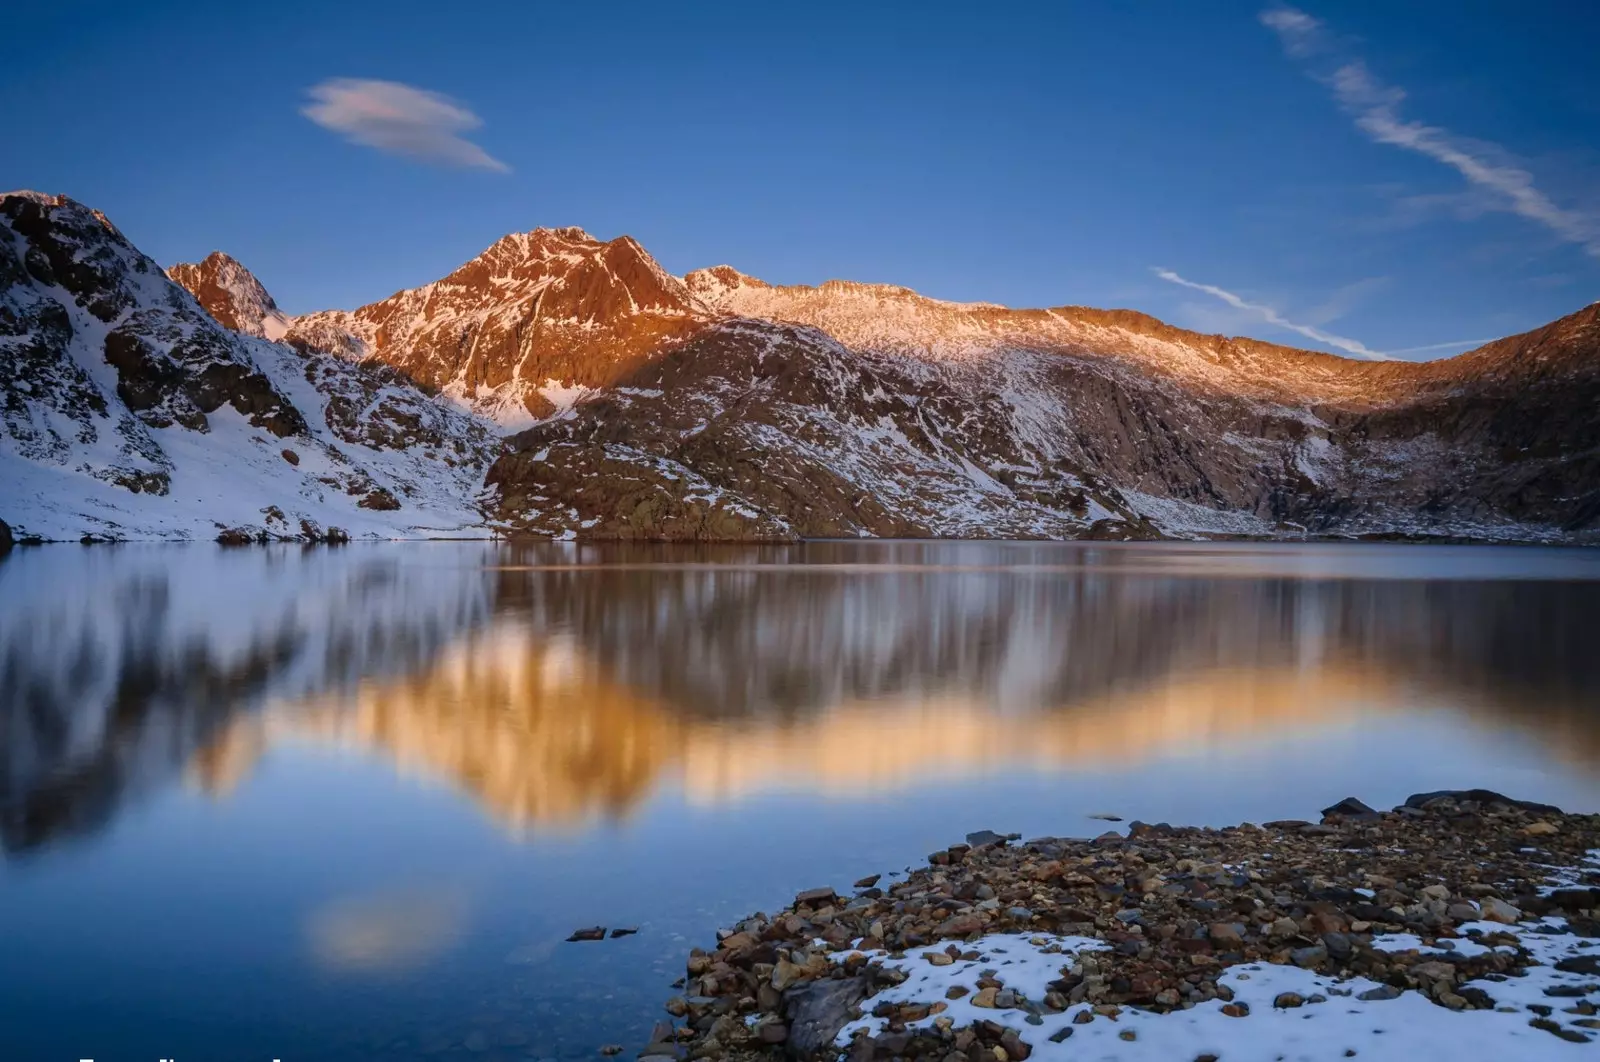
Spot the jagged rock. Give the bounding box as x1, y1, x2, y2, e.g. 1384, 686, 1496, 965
0, 518, 11, 553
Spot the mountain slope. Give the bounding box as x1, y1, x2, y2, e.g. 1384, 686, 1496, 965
0, 192, 498, 542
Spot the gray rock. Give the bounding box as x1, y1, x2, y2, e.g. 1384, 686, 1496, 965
966, 830, 1008, 847
1481, 897, 1522, 924
1322, 932, 1352, 958
1359, 985, 1403, 1001
1291, 945, 1328, 968
1321, 796, 1379, 819
783, 975, 871, 1057
1400, 790, 1562, 815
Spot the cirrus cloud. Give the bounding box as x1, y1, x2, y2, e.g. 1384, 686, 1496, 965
1259, 7, 1600, 258
302, 78, 510, 173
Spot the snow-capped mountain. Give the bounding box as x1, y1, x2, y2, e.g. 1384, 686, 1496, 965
0, 192, 498, 542
4, 191, 1596, 543
167, 251, 292, 340
284, 226, 703, 429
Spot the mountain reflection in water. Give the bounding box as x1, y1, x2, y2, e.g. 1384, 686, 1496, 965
4, 540, 1600, 855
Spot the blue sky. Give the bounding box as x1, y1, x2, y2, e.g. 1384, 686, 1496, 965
3, 1, 1597, 359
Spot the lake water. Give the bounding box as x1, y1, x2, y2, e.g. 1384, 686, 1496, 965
3, 540, 1600, 1061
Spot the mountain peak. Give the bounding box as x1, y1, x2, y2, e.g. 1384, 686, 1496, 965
168, 251, 290, 340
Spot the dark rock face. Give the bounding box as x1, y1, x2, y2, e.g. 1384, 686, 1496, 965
0, 518, 12, 553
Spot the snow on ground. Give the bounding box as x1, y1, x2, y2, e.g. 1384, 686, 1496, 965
831, 857, 1600, 1060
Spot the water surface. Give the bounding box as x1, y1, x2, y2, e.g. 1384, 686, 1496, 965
3, 540, 1599, 1060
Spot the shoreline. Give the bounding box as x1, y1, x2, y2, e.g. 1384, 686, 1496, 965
643, 790, 1600, 1060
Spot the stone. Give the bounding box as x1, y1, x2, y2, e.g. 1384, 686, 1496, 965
756, 1020, 787, 1044
1447, 902, 1480, 921
1554, 955, 1600, 976
925, 951, 954, 966
1221, 1003, 1249, 1017
1359, 985, 1403, 1001
664, 996, 687, 1016
600, 1048, 622, 1058
1048, 1027, 1073, 1043
795, 887, 837, 907
1420, 884, 1452, 901
1481, 897, 1522, 924
854, 874, 880, 889
609, 927, 638, 938
783, 976, 870, 1057
972, 986, 999, 1008
1274, 992, 1305, 1008
1401, 790, 1561, 815
1208, 922, 1243, 946
1321, 797, 1378, 819
1525, 821, 1560, 836
566, 926, 606, 942
1291, 945, 1328, 968
946, 986, 969, 1000
966, 830, 1008, 847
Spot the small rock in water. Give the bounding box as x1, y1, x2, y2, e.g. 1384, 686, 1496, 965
609, 927, 638, 938
1088, 813, 1124, 822
966, 829, 1008, 847
795, 886, 836, 907
599, 1047, 622, 1058
566, 927, 606, 942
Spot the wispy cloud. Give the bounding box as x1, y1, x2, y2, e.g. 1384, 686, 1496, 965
303, 78, 510, 173
1152, 268, 1386, 359
1383, 337, 1496, 355
1259, 7, 1600, 257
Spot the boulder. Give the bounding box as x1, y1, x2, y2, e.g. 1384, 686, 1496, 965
0, 518, 12, 553
1321, 797, 1379, 819
783, 975, 870, 1058
1400, 790, 1562, 815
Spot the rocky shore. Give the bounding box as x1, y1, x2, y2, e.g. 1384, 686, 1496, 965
643, 791, 1600, 1061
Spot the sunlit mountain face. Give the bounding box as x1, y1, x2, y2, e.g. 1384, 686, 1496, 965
5, 541, 1600, 853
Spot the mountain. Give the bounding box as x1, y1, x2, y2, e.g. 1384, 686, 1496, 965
284, 226, 702, 428
0, 192, 498, 542
167, 251, 292, 340
4, 191, 1597, 543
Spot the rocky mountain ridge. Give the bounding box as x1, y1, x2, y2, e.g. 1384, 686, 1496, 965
4, 191, 1597, 543
0, 192, 498, 542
